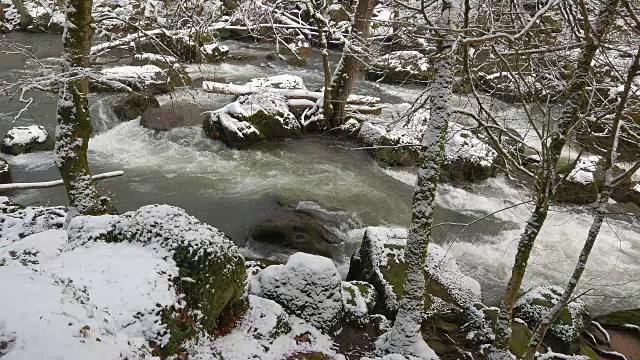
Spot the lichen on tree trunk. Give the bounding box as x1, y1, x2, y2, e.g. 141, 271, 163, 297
56, 0, 107, 216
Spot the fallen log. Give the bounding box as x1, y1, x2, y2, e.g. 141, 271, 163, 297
0, 171, 125, 192
202, 81, 381, 105
287, 98, 386, 115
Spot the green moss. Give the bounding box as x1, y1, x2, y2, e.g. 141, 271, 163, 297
509, 322, 532, 357
159, 306, 198, 356
594, 309, 640, 327
579, 343, 599, 360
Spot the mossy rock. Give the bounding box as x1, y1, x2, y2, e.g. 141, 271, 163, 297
514, 285, 590, 354
374, 134, 420, 166
554, 179, 599, 204
341, 281, 377, 325
112, 93, 160, 121
479, 306, 533, 357
593, 308, 640, 328
66, 205, 246, 356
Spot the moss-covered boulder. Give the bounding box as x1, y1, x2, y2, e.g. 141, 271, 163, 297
252, 252, 342, 334
0, 158, 12, 184
341, 281, 377, 326
365, 51, 433, 84
514, 285, 590, 354
1, 125, 55, 155
66, 205, 246, 356
467, 305, 533, 356
346, 227, 482, 321
112, 92, 160, 121
203, 91, 302, 148
593, 308, 640, 329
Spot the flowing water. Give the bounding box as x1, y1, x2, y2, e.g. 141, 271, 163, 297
1, 32, 639, 313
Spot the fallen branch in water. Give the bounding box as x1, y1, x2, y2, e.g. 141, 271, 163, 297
0, 171, 125, 192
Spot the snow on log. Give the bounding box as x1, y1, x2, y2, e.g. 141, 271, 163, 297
202, 81, 381, 105
0, 171, 125, 192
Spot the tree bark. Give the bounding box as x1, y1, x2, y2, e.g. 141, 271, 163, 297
56, 0, 107, 216
375, 0, 457, 358
11, 0, 32, 29
491, 0, 621, 353
524, 45, 640, 360
328, 0, 376, 128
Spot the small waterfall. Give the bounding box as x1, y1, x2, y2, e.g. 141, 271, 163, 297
89, 94, 126, 134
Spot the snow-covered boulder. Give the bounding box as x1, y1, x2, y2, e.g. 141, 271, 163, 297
441, 124, 497, 183
0, 203, 66, 248
357, 122, 422, 166
365, 51, 433, 84
554, 155, 600, 204
248, 201, 360, 261
342, 281, 377, 325
66, 204, 247, 356
132, 53, 192, 87
611, 181, 640, 208
200, 42, 230, 62
203, 91, 302, 148
94, 65, 173, 94
1, 125, 54, 155
514, 285, 590, 354
245, 74, 307, 90
476, 71, 565, 103
252, 252, 343, 333
0, 157, 12, 184
112, 92, 160, 121
346, 227, 482, 321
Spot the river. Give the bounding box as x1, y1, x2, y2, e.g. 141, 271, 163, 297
1, 32, 639, 313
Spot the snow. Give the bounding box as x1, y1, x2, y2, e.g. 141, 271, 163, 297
372, 51, 430, 74
536, 349, 590, 359
252, 252, 342, 332
184, 295, 344, 360
101, 65, 165, 84
0, 227, 178, 359
2, 125, 49, 147
567, 155, 600, 184
246, 74, 307, 90
134, 53, 178, 63
444, 124, 497, 167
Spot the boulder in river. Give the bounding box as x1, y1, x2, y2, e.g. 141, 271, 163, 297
346, 226, 482, 321
514, 285, 590, 355
365, 51, 433, 84
93, 65, 173, 94
357, 122, 421, 166
245, 74, 307, 90
203, 91, 302, 148
1, 125, 55, 155
112, 93, 160, 121
248, 201, 360, 261
131, 53, 192, 87
0, 158, 12, 184
441, 124, 497, 183
252, 252, 342, 334
554, 155, 600, 205
66, 204, 247, 356
140, 107, 186, 131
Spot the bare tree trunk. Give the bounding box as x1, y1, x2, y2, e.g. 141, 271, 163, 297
328, 0, 375, 128
524, 45, 640, 360
56, 0, 108, 217
491, 0, 621, 353
306, 2, 333, 121
375, 0, 457, 358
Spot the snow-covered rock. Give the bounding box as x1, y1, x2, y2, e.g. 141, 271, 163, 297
554, 155, 600, 204
342, 281, 377, 325
131, 53, 192, 87
95, 65, 173, 94
441, 124, 497, 183
514, 285, 590, 354
0, 228, 179, 359
1, 125, 55, 155
476, 71, 565, 103
66, 204, 247, 356
366, 51, 432, 84
0, 157, 12, 184
357, 121, 422, 166
252, 252, 343, 333
203, 91, 302, 148
0, 203, 66, 247
245, 74, 307, 90
346, 227, 482, 320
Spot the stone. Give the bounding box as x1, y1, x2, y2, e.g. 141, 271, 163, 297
112, 93, 160, 121
93, 65, 173, 94
514, 285, 590, 354
203, 91, 302, 148
341, 281, 377, 326
440, 124, 497, 183
346, 227, 482, 320
140, 107, 186, 131
1, 126, 55, 155
365, 51, 433, 84
253, 252, 342, 334
0, 158, 12, 184
248, 201, 360, 261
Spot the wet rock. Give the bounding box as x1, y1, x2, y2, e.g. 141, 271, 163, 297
203, 91, 301, 148
252, 252, 342, 334
0, 158, 12, 184
346, 227, 482, 320
112, 93, 160, 121
612, 181, 640, 207
140, 107, 186, 131
248, 201, 360, 261
92, 65, 173, 94
1, 125, 55, 155
514, 285, 590, 354
365, 51, 433, 84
